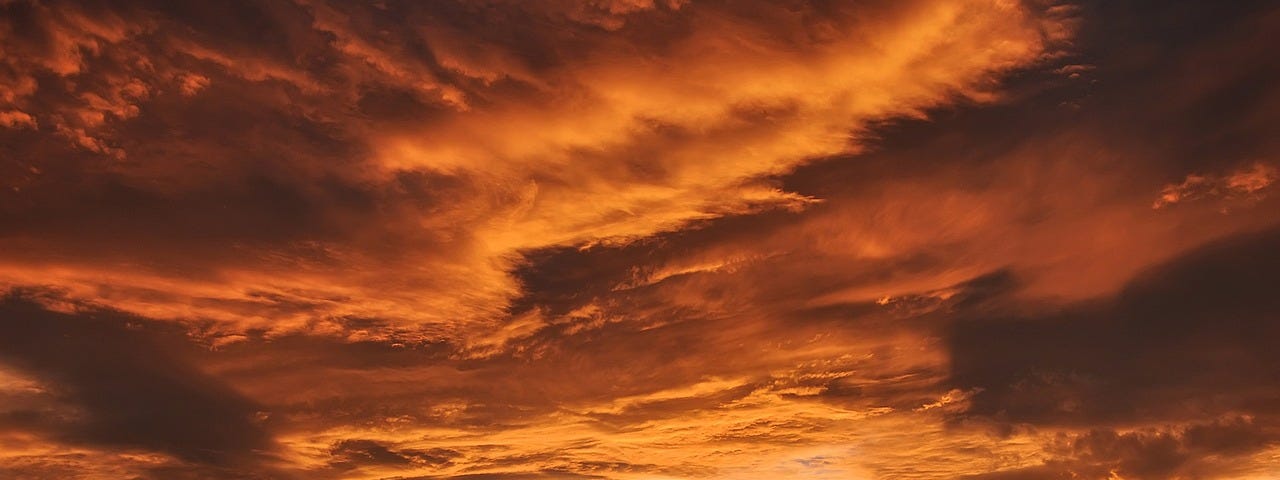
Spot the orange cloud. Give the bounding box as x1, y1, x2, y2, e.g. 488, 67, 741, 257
1153, 162, 1277, 209
3, 0, 1280, 478
0, 0, 1074, 343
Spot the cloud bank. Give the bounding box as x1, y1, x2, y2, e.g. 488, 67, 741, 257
2, 0, 1278, 478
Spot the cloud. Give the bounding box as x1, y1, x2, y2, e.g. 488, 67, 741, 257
0, 291, 277, 472
0, 0, 1071, 343
2, 0, 1280, 478
327, 439, 460, 470
1152, 162, 1277, 209
963, 417, 1280, 480
948, 226, 1280, 426
945, 226, 1280, 478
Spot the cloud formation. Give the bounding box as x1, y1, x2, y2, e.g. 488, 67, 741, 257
2, 0, 1279, 478
1, 0, 1073, 341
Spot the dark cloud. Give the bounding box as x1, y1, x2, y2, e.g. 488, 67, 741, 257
0, 291, 274, 467
949, 225, 1280, 426
964, 417, 1279, 480
1051, 419, 1278, 479
328, 439, 460, 469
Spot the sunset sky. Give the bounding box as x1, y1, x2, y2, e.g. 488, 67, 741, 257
1, 0, 1279, 479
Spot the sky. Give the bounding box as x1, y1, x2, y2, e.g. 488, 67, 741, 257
0, 0, 1278, 479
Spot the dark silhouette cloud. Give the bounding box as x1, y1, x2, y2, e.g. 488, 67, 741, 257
950, 226, 1280, 425
0, 292, 274, 467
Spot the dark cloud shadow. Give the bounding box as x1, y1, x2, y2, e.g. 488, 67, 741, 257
947, 225, 1280, 478
949, 224, 1280, 425
0, 291, 277, 468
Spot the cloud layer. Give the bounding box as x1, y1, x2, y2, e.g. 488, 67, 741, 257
2, 0, 1279, 478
